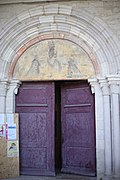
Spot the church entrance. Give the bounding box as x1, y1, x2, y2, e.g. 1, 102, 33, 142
15, 81, 96, 176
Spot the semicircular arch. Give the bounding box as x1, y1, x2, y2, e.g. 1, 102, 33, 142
0, 4, 120, 79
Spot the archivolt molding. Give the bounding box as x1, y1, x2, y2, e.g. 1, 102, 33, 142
8, 32, 100, 79
0, 4, 120, 79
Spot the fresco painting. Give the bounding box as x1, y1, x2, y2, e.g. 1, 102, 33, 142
13, 40, 95, 80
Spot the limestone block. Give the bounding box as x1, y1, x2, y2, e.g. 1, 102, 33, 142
79, 32, 90, 42
44, 4, 59, 14
96, 47, 108, 63
70, 26, 80, 36
29, 6, 44, 17
103, 1, 113, 9
89, 1, 103, 8
25, 27, 39, 38
66, 17, 78, 27
86, 36, 96, 47
75, 1, 89, 8
1, 18, 19, 34
0, 38, 9, 55
2, 47, 15, 63
93, 17, 107, 32
21, 17, 39, 28
38, 24, 51, 33
71, 9, 93, 22
39, 15, 54, 24
54, 15, 67, 23
50, 23, 58, 31
16, 33, 30, 45
17, 11, 30, 22
57, 23, 71, 32
59, 5, 72, 15
108, 37, 120, 56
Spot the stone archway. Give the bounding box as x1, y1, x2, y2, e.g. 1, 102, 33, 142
0, 4, 120, 178
0, 4, 120, 79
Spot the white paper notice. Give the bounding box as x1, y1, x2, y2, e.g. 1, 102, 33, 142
8, 124, 16, 140
0, 114, 5, 124
6, 114, 14, 126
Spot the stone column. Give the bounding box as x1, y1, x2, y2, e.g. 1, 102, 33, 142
89, 78, 105, 177
108, 75, 120, 177
0, 80, 9, 113
99, 78, 112, 176
6, 79, 21, 113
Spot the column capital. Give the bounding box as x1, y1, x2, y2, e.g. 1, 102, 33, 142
107, 75, 120, 85
9, 79, 21, 95
6, 79, 21, 113
107, 75, 120, 94
98, 77, 110, 96
88, 78, 98, 94
0, 79, 9, 96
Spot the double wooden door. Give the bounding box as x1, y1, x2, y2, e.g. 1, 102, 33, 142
15, 81, 96, 176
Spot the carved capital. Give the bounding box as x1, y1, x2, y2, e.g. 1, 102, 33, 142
0, 79, 9, 97
98, 77, 110, 96
109, 84, 119, 94
6, 79, 21, 113
88, 78, 98, 94
9, 79, 21, 95
107, 75, 120, 94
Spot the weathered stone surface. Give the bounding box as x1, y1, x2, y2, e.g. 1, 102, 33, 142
13, 39, 95, 80
0, 1, 120, 179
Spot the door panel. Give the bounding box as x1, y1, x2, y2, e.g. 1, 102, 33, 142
61, 81, 96, 176
15, 82, 55, 176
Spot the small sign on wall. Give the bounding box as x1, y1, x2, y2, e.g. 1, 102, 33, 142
8, 125, 16, 140
0, 114, 17, 140
6, 114, 17, 140
0, 113, 19, 179
7, 140, 19, 157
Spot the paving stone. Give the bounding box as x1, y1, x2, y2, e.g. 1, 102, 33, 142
1, 174, 120, 180
1, 174, 97, 180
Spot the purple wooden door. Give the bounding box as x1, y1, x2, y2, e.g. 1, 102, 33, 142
15, 82, 55, 176
61, 81, 96, 176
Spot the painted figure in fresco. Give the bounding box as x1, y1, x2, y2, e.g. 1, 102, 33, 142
48, 41, 55, 59
27, 56, 40, 76
47, 41, 62, 76
67, 55, 81, 78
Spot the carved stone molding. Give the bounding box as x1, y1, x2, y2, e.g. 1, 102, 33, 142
107, 75, 120, 94
98, 77, 110, 96
0, 0, 78, 4
88, 78, 98, 94
0, 80, 9, 97
6, 79, 21, 113
9, 79, 21, 95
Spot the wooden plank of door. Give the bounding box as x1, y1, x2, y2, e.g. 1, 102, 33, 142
61, 81, 96, 176
15, 82, 55, 176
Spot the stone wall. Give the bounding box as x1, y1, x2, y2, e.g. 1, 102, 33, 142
0, 0, 120, 41
0, 0, 120, 179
